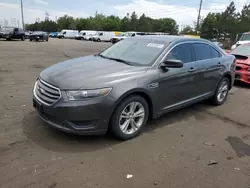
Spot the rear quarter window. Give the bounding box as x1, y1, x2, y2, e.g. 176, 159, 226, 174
210, 46, 222, 58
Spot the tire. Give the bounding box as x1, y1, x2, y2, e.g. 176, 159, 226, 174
110, 95, 149, 140
97, 38, 100, 42
30, 39, 32, 41
46, 38, 48, 42
21, 36, 25, 41
210, 77, 230, 106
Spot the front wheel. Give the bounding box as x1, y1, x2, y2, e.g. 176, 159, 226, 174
21, 36, 25, 41
210, 77, 230, 106
110, 95, 149, 140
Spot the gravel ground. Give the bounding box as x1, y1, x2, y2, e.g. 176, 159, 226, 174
0, 38, 250, 188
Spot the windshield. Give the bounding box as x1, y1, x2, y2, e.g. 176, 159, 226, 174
231, 45, 250, 56
99, 39, 166, 66
0, 27, 14, 32
239, 34, 250, 41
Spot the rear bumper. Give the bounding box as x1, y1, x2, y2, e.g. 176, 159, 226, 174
235, 71, 250, 84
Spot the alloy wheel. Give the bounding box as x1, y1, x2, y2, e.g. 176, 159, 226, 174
217, 80, 228, 102
119, 102, 145, 135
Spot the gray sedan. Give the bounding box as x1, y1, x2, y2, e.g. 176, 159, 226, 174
33, 35, 235, 140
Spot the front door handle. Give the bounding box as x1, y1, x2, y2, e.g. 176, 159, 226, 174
188, 67, 197, 72
217, 62, 222, 67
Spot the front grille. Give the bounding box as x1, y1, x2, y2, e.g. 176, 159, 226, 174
34, 79, 61, 105
236, 66, 242, 71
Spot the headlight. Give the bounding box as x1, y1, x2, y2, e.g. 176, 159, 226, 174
66, 87, 112, 101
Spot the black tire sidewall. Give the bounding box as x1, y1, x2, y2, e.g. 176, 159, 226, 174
213, 77, 230, 105
110, 95, 149, 140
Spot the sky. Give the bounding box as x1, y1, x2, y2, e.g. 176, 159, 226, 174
0, 0, 249, 28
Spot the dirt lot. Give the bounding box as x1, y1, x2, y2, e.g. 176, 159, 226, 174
0, 38, 250, 188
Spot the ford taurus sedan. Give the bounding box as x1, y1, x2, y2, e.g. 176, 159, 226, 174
33, 36, 235, 140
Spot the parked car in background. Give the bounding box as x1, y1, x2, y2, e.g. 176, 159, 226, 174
230, 43, 250, 84
49, 32, 58, 38
29, 31, 49, 42
111, 32, 129, 44
75, 30, 86, 40
0, 27, 26, 41
33, 35, 235, 140
24, 31, 33, 39
58, 29, 79, 39
231, 32, 250, 50
75, 30, 97, 40
92, 31, 120, 42
84, 30, 97, 40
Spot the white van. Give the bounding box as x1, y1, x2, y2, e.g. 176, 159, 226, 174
75, 30, 87, 40
231, 32, 250, 50
84, 30, 98, 40
92, 31, 119, 42
58, 29, 79, 39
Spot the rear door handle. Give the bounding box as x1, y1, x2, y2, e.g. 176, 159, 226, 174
188, 67, 197, 72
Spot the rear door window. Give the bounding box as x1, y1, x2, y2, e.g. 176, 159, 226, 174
193, 43, 212, 61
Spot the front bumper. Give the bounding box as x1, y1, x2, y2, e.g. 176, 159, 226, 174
235, 71, 250, 84
30, 35, 43, 40
33, 93, 116, 135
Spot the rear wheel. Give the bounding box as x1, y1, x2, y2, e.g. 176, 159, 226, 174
110, 95, 149, 140
210, 77, 230, 106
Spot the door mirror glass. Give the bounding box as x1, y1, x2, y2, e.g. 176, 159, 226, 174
160, 59, 183, 69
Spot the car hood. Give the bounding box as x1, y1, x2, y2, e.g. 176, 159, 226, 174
0, 31, 11, 34
113, 36, 127, 39
237, 41, 250, 45
40, 55, 148, 90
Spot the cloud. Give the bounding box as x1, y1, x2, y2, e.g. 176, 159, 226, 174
112, 0, 249, 26
113, 0, 204, 26
0, 2, 88, 27
33, 0, 48, 6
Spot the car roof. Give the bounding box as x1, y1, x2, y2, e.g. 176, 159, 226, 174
130, 35, 209, 44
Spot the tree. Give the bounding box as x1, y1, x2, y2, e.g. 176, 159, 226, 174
57, 15, 75, 30
137, 14, 152, 32
200, 13, 219, 40
180, 25, 195, 35
129, 11, 138, 31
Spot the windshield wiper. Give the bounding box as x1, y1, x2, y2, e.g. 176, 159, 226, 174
107, 57, 132, 65
96, 54, 132, 65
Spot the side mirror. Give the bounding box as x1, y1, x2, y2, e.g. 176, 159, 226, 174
160, 59, 183, 69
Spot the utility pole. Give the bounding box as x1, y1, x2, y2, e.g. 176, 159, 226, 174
21, 0, 25, 29
196, 0, 203, 33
